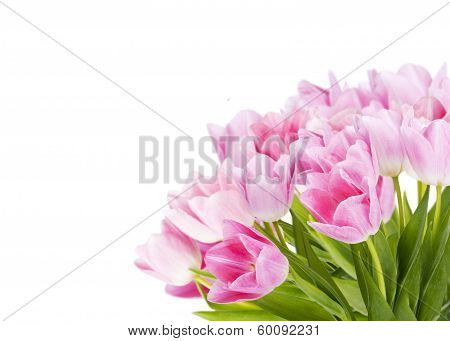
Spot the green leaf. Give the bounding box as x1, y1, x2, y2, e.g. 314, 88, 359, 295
194, 310, 285, 321
291, 271, 346, 319
428, 186, 450, 228
382, 218, 400, 256
430, 208, 450, 272
291, 195, 311, 222
290, 210, 354, 320
253, 283, 335, 321
418, 229, 449, 321
351, 244, 396, 321
394, 292, 417, 321
373, 230, 397, 306
283, 249, 355, 321
397, 187, 430, 282
403, 192, 413, 225
333, 277, 367, 315
394, 245, 423, 319
310, 230, 356, 279
394, 187, 430, 318
279, 220, 343, 267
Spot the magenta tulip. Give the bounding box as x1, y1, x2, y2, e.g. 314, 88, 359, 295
205, 221, 288, 303
300, 141, 394, 243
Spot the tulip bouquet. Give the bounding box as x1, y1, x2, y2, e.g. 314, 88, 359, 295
136, 64, 450, 321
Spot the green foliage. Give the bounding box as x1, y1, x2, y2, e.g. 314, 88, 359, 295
195, 186, 449, 321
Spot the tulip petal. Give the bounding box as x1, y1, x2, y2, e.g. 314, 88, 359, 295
255, 246, 289, 289
166, 208, 222, 243
165, 282, 201, 298
207, 281, 262, 303
309, 222, 367, 244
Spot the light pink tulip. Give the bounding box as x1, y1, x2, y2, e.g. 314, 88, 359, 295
370, 64, 449, 120
239, 153, 296, 222
208, 110, 261, 167
292, 126, 358, 184
285, 72, 385, 136
359, 109, 406, 177
135, 220, 202, 287
205, 221, 288, 303
166, 163, 254, 243
300, 141, 395, 243
401, 118, 450, 186
251, 112, 301, 160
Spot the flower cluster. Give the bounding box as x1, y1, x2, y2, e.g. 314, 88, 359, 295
135, 64, 449, 320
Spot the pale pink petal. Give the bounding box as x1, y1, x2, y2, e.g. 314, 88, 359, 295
255, 246, 289, 289
166, 208, 222, 243
401, 125, 437, 185
207, 281, 262, 303
309, 222, 367, 244
377, 176, 395, 221
188, 190, 254, 234
333, 194, 376, 238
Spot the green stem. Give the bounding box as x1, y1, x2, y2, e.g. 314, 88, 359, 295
417, 181, 425, 202
254, 222, 275, 243
263, 222, 276, 239
366, 238, 387, 300
393, 176, 404, 231
273, 221, 287, 247
432, 184, 443, 243
190, 268, 215, 279
194, 276, 211, 289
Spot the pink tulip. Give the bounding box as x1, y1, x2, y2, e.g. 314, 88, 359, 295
300, 141, 394, 243
251, 112, 301, 160
166, 162, 254, 243
401, 118, 450, 186
208, 110, 261, 167
359, 109, 406, 177
239, 153, 296, 222
370, 64, 432, 107
369, 64, 449, 120
205, 221, 288, 303
413, 96, 446, 121
293, 126, 358, 180
135, 220, 202, 287
165, 282, 202, 298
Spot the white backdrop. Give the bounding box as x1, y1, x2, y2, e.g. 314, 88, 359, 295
0, 0, 449, 340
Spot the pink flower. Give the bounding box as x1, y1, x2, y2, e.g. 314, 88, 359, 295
165, 282, 202, 298
293, 126, 358, 180
300, 141, 394, 243
370, 64, 449, 120
166, 163, 254, 243
205, 221, 288, 303
208, 110, 261, 167
251, 112, 301, 160
239, 153, 296, 222
401, 118, 450, 186
359, 109, 406, 177
135, 220, 202, 287
286, 72, 384, 135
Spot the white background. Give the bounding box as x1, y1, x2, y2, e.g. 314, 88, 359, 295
0, 0, 449, 340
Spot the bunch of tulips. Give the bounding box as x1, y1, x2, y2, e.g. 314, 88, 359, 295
135, 64, 450, 321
